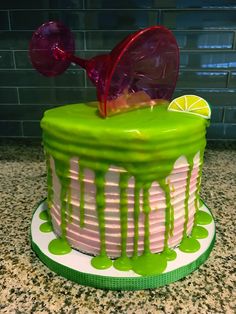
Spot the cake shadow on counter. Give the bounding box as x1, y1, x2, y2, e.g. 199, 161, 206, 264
0, 139, 235, 313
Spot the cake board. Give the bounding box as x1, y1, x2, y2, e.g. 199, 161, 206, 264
30, 199, 215, 291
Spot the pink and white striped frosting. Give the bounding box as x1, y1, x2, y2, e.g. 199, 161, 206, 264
49, 152, 201, 258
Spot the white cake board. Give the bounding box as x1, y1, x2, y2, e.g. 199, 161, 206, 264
31, 199, 215, 290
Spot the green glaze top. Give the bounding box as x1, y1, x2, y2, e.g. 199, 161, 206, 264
41, 102, 208, 182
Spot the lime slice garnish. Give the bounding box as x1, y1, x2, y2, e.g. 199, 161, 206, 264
168, 95, 211, 119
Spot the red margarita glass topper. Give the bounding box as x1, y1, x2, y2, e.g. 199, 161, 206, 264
29, 21, 179, 117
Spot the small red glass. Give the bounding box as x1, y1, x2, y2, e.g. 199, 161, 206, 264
29, 21, 179, 117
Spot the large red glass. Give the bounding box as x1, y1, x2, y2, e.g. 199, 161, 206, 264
29, 21, 179, 117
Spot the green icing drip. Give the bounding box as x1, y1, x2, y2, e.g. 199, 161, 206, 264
40, 221, 53, 233
48, 158, 72, 255
113, 256, 132, 271
128, 183, 171, 276
67, 183, 73, 224
45, 154, 53, 221
199, 199, 204, 207
79, 163, 85, 228
39, 210, 49, 221
179, 237, 200, 253
160, 180, 174, 251
48, 238, 72, 255
133, 181, 141, 258
119, 173, 129, 257
113, 172, 132, 271
59, 184, 69, 238
195, 210, 213, 225
182, 161, 194, 239
162, 248, 177, 261
91, 255, 112, 270
143, 183, 152, 254
53, 158, 71, 239
169, 183, 175, 237
194, 152, 204, 223
191, 225, 208, 239
91, 171, 112, 270
132, 253, 167, 276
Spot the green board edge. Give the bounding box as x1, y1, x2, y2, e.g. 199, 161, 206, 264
30, 199, 215, 291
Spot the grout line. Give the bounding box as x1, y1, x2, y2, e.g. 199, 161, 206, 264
233, 31, 236, 50
7, 8, 236, 11
83, 31, 87, 50
0, 86, 235, 90
0, 86, 96, 89
0, 68, 230, 73
20, 120, 24, 136
1, 48, 235, 52
222, 106, 226, 123
0, 68, 85, 72
5, 28, 236, 32
82, 0, 85, 10
7, 10, 11, 30
226, 71, 231, 88
84, 70, 87, 88
0, 119, 26, 122
159, 9, 162, 24
16, 87, 20, 104
12, 51, 16, 69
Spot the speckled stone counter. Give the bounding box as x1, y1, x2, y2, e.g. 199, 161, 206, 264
0, 140, 235, 314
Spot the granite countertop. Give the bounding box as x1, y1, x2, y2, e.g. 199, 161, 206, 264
0, 140, 235, 314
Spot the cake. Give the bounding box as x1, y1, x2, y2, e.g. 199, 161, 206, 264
30, 22, 213, 279
40, 99, 211, 276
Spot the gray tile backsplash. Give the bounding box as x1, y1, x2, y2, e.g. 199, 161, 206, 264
0, 1, 236, 140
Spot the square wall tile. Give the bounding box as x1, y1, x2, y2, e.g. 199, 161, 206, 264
228, 72, 236, 88
211, 106, 224, 123
0, 88, 18, 103
0, 51, 14, 69
224, 124, 236, 139
206, 123, 224, 139
23, 121, 42, 137
0, 121, 22, 137
224, 107, 236, 123
0, 11, 9, 30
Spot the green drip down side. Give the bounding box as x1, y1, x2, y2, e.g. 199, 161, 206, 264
133, 181, 141, 258
45, 153, 53, 222
78, 163, 85, 228
48, 158, 72, 255
113, 173, 132, 271
91, 171, 112, 270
